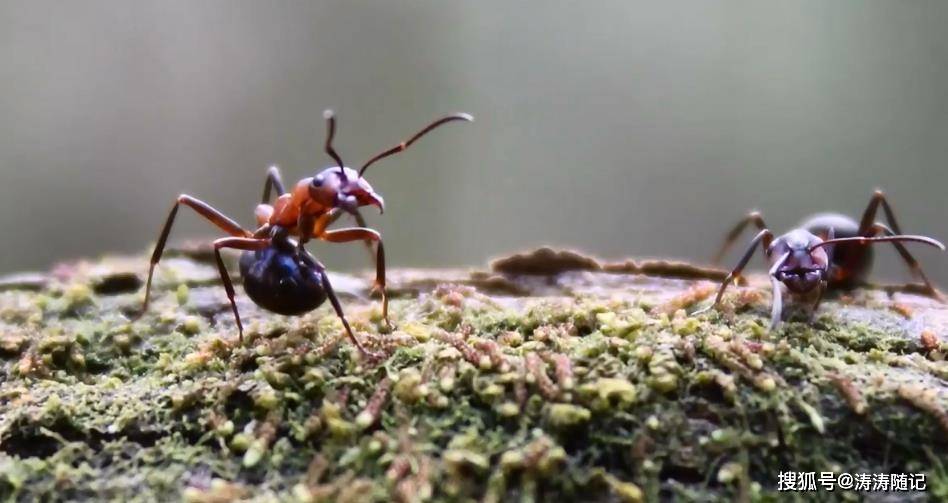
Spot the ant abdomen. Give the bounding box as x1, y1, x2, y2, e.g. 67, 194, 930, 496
239, 245, 327, 316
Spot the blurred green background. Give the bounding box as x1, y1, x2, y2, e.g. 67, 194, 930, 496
1, 1, 945, 285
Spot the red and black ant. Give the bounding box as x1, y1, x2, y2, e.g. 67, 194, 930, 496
695, 190, 945, 328
139, 110, 473, 356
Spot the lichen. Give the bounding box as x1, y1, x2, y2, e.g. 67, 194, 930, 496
0, 249, 945, 501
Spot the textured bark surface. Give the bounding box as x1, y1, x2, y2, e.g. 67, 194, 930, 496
0, 247, 945, 502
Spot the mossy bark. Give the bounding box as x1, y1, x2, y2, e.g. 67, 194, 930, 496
0, 247, 945, 502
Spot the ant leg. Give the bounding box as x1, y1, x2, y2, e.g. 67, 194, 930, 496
317, 227, 390, 328
351, 209, 379, 261
314, 208, 376, 260
867, 222, 943, 300
768, 251, 790, 329
769, 277, 784, 330
858, 189, 905, 236
308, 210, 338, 240
211, 237, 270, 342
811, 281, 827, 318
261, 165, 286, 203
296, 213, 316, 253
299, 209, 349, 256
811, 233, 832, 320
314, 262, 382, 359
695, 229, 774, 316
712, 211, 768, 265
141, 195, 252, 316
295, 210, 372, 261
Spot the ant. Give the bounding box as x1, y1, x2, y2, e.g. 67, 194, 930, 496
139, 109, 473, 357
695, 190, 945, 328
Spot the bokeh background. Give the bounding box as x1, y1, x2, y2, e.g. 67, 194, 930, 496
1, 1, 946, 285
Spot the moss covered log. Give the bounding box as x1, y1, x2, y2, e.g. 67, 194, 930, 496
0, 247, 946, 502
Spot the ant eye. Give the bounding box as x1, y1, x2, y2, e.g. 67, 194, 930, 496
311, 174, 324, 187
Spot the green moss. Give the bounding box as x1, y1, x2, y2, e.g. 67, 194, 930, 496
0, 253, 945, 501
546, 403, 591, 428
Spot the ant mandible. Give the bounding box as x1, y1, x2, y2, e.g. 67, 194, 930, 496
139, 110, 473, 356
695, 190, 945, 328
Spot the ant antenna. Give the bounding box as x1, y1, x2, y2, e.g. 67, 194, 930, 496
359, 113, 473, 177
323, 110, 348, 182
810, 235, 945, 252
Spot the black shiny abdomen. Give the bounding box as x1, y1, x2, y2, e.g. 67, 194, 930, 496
239, 245, 327, 316
800, 213, 873, 289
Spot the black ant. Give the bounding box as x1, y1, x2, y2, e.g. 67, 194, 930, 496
139, 110, 473, 357
695, 190, 945, 328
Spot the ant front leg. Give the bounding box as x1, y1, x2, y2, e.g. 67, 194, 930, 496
768, 252, 790, 329
211, 237, 271, 342
294, 208, 372, 259
809, 280, 827, 320
320, 208, 377, 261
350, 209, 378, 260
695, 229, 774, 316
808, 228, 833, 320
317, 227, 390, 329
141, 195, 252, 315
712, 211, 768, 265
866, 222, 943, 301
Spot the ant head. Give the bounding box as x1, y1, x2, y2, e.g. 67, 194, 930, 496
310, 108, 472, 215
769, 229, 829, 294
308, 110, 385, 214
309, 166, 385, 214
